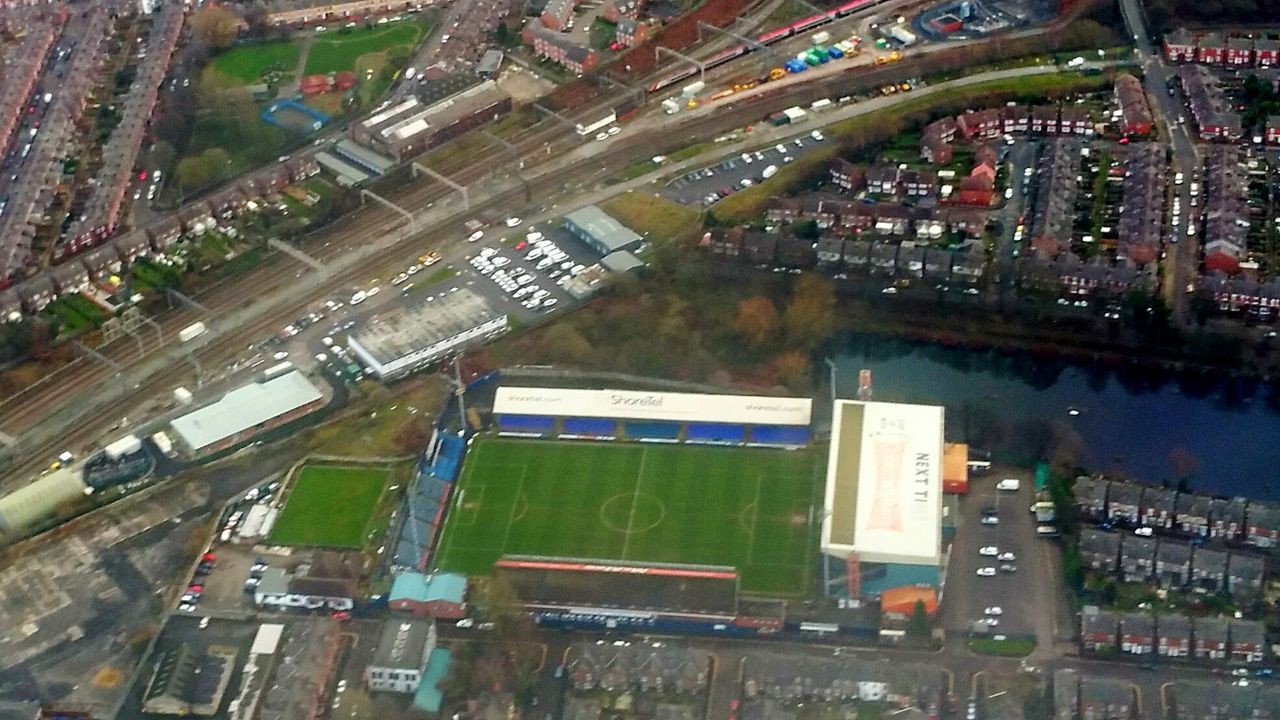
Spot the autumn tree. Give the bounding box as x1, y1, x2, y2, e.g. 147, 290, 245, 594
733, 296, 779, 348
540, 322, 592, 364
191, 5, 242, 49
772, 350, 810, 390
782, 273, 836, 351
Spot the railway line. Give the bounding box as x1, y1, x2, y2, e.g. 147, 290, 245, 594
0, 0, 1012, 483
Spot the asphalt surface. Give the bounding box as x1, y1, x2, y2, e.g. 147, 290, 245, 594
663, 132, 826, 207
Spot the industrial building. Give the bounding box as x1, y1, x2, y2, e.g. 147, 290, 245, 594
367, 619, 437, 693
348, 288, 508, 381
0, 465, 87, 538
333, 138, 395, 177
315, 151, 372, 187
168, 371, 326, 457
821, 400, 945, 601
140, 643, 239, 716
352, 81, 512, 162
563, 205, 643, 256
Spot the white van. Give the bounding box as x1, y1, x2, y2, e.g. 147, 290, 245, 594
996, 478, 1020, 492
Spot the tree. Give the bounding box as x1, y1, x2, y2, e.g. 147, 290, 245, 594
782, 273, 836, 351
191, 5, 242, 49
793, 218, 820, 240
177, 154, 214, 194
772, 350, 810, 390
733, 296, 779, 348
540, 322, 592, 363
907, 599, 930, 638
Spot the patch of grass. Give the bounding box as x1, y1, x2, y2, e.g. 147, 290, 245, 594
668, 142, 713, 163
211, 41, 301, 85
435, 438, 820, 595
968, 637, 1036, 657
186, 113, 296, 178
268, 463, 392, 548
46, 294, 105, 333
304, 22, 427, 75
600, 191, 700, 245
306, 376, 448, 456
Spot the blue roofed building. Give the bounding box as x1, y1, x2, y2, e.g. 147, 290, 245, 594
413, 648, 453, 714
390, 572, 468, 619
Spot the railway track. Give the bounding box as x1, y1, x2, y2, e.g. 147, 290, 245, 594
0, 0, 969, 480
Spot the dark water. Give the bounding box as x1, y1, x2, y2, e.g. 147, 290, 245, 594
831, 335, 1280, 500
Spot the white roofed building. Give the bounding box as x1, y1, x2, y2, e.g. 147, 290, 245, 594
821, 400, 945, 600
169, 371, 326, 457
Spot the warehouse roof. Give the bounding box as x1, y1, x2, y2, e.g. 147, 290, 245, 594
170, 371, 324, 453
564, 205, 642, 253
349, 288, 502, 368
0, 465, 86, 536
373, 619, 434, 670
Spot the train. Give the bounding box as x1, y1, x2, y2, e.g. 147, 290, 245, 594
646, 0, 884, 93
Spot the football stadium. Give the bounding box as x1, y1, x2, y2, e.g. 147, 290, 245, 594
432, 387, 819, 597
821, 400, 946, 603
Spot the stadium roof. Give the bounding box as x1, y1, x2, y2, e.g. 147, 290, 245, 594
821, 400, 943, 566
372, 619, 434, 671
495, 556, 739, 616
493, 386, 812, 426
170, 371, 324, 453
564, 205, 643, 253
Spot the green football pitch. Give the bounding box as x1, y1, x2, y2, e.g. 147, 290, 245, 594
434, 439, 820, 596
268, 464, 391, 548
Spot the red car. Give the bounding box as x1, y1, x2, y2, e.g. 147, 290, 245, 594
201, 552, 216, 562
332, 611, 351, 620
188, 584, 203, 593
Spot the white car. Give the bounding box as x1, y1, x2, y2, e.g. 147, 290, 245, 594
273, 351, 289, 361
505, 217, 522, 227
1135, 526, 1154, 537
527, 231, 544, 242
981, 515, 999, 525
199, 616, 211, 629
532, 289, 550, 300
976, 567, 996, 577
480, 247, 498, 258
979, 546, 999, 556
491, 256, 510, 267
526, 248, 543, 261
467, 230, 484, 242
542, 297, 558, 309
982, 618, 1000, 626
392, 273, 408, 285
810, 130, 825, 141
997, 552, 1016, 562
516, 274, 534, 285
607, 126, 621, 135
996, 478, 1020, 491
984, 606, 1004, 616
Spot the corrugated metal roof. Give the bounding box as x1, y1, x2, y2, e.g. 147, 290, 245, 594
170, 371, 323, 452
0, 466, 86, 535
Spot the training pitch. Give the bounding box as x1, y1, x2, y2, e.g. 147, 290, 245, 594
268, 464, 391, 548
435, 439, 820, 595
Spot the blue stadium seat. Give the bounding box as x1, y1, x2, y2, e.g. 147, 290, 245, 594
750, 425, 812, 447
563, 417, 618, 436
686, 423, 746, 443
623, 421, 682, 440
496, 414, 556, 433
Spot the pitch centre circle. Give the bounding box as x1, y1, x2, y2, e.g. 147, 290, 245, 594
600, 493, 666, 534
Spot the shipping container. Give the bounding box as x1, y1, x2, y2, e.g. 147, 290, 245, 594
174, 387, 193, 405
888, 25, 917, 45
828, 46, 845, 59
811, 31, 831, 45
680, 81, 706, 97
782, 106, 807, 122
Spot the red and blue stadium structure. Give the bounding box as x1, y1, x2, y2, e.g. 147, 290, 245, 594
494, 413, 811, 448
646, 0, 884, 94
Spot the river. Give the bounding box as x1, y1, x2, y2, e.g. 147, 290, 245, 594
830, 335, 1280, 500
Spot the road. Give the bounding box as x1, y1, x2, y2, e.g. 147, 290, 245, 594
0, 54, 1117, 494
1116, 0, 1200, 325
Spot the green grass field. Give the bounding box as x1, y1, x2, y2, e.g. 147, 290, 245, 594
435, 439, 820, 595
304, 22, 427, 75
211, 41, 301, 84
269, 464, 392, 548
